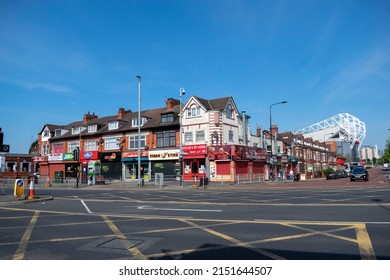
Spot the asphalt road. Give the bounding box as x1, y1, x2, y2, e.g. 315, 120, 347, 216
1, 167, 389, 260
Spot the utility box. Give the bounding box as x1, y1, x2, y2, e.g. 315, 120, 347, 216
88, 161, 101, 185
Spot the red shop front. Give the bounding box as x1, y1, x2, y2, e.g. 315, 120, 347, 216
182, 144, 207, 181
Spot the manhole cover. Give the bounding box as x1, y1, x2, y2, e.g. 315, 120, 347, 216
98, 238, 143, 250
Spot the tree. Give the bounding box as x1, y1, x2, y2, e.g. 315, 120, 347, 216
383, 138, 390, 163
29, 139, 39, 154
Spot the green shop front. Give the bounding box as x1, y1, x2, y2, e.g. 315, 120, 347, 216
122, 151, 149, 180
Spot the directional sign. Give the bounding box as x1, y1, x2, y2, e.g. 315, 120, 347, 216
1, 145, 10, 152
14, 179, 24, 198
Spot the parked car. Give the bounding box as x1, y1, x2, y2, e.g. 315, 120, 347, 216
326, 170, 338, 180
350, 166, 369, 181
335, 170, 348, 178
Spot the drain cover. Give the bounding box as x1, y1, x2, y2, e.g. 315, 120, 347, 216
98, 238, 143, 250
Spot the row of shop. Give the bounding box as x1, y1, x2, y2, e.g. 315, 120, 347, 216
33, 144, 298, 183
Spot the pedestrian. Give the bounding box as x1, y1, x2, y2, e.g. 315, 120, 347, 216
289, 169, 294, 180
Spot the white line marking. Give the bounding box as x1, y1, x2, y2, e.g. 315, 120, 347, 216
80, 200, 93, 214
137, 205, 222, 212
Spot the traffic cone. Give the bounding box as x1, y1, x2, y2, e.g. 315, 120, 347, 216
27, 177, 39, 199
192, 176, 198, 188
45, 176, 51, 188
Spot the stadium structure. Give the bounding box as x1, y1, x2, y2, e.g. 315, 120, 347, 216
295, 113, 366, 162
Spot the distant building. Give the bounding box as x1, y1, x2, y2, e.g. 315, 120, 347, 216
360, 145, 379, 162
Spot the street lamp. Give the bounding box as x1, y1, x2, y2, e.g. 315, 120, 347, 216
135, 75, 142, 188
269, 101, 287, 154
179, 88, 185, 187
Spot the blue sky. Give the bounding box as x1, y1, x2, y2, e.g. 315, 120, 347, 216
1, 0, 389, 153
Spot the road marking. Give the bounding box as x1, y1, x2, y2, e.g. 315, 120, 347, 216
80, 199, 93, 213
101, 215, 146, 260
179, 219, 285, 260
355, 223, 376, 260
137, 205, 222, 212
13, 211, 40, 260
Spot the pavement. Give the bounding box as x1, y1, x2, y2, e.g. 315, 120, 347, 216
0, 177, 317, 206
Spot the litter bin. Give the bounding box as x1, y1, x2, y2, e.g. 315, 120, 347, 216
294, 173, 300, 181
54, 171, 64, 183
200, 177, 208, 186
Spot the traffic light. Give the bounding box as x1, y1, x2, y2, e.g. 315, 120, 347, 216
73, 147, 80, 161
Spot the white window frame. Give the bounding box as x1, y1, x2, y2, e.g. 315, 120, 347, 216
105, 137, 120, 150
85, 140, 98, 151
71, 127, 81, 135
184, 132, 193, 142
228, 130, 234, 142
128, 135, 146, 149
196, 130, 205, 142
225, 104, 234, 119
187, 107, 201, 118
88, 124, 97, 133
68, 142, 80, 152
108, 121, 118, 130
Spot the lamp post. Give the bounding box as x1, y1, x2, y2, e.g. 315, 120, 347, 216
269, 101, 287, 154
179, 88, 185, 187
135, 75, 142, 188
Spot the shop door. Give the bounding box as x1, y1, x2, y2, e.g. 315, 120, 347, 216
191, 161, 199, 175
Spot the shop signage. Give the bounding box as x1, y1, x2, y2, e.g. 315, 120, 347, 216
122, 151, 149, 158
182, 144, 207, 155
48, 153, 63, 162
149, 149, 179, 160
32, 156, 47, 162
100, 152, 121, 162
63, 152, 75, 161
81, 151, 98, 160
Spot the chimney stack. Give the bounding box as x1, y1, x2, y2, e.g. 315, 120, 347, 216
166, 98, 180, 110
83, 112, 97, 124
118, 108, 125, 119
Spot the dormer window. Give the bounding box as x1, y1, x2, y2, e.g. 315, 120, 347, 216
55, 129, 61, 137
161, 113, 174, 123
108, 121, 118, 130
187, 106, 201, 117
132, 117, 148, 127
72, 126, 82, 135
88, 124, 97, 133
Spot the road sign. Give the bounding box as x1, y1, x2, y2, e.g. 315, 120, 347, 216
14, 179, 25, 198
0, 145, 10, 152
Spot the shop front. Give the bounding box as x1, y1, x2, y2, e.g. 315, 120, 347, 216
182, 144, 207, 181
100, 152, 122, 180
48, 153, 65, 182
149, 149, 179, 180
63, 152, 78, 179
208, 145, 267, 182
80, 151, 99, 183
122, 151, 149, 180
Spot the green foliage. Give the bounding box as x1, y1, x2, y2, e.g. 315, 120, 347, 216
384, 138, 390, 163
